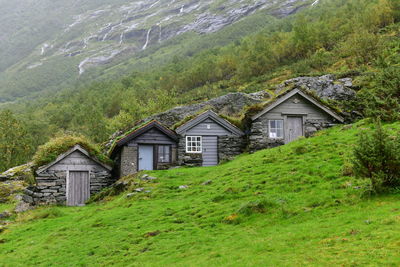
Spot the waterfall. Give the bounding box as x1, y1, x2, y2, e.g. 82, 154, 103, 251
180, 5, 184, 13
119, 32, 124, 45
312, 0, 320, 6
142, 28, 152, 50
78, 58, 90, 75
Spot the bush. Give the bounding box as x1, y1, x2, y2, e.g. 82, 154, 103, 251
33, 133, 112, 168
353, 120, 400, 193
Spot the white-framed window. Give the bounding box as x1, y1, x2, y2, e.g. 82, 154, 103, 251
269, 120, 284, 139
186, 136, 202, 153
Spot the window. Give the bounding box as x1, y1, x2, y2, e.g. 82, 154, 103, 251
186, 136, 202, 153
158, 145, 171, 163
269, 120, 284, 139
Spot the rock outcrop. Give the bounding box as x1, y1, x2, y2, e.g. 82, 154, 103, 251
0, 163, 34, 182
276, 74, 356, 101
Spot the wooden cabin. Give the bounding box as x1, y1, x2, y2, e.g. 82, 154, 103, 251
25, 145, 113, 206
175, 110, 245, 167
249, 89, 344, 151
110, 121, 178, 177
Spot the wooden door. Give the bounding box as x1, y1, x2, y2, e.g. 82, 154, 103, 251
67, 171, 90, 206
286, 117, 303, 143
202, 136, 218, 166
138, 145, 154, 171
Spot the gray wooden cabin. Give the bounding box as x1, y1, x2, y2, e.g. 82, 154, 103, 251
24, 145, 113, 206
110, 120, 178, 177
176, 110, 245, 167
249, 89, 344, 151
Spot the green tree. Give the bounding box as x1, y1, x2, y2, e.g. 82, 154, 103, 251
0, 110, 32, 171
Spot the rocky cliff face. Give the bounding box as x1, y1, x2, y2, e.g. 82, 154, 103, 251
30, 0, 313, 74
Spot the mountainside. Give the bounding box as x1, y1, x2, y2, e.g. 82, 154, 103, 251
0, 0, 399, 174
0, 0, 313, 102
1, 122, 400, 266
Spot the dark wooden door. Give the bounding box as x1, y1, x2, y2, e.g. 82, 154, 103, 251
286, 117, 303, 143
202, 136, 218, 166
67, 171, 90, 206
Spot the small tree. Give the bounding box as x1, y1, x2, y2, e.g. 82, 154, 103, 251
353, 120, 400, 193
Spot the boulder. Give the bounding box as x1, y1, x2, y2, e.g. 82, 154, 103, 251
202, 180, 213, 185
0, 211, 11, 220
14, 201, 33, 213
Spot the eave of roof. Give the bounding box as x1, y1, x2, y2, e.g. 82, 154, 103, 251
36, 145, 112, 174
251, 89, 344, 122
109, 120, 178, 156
175, 110, 244, 136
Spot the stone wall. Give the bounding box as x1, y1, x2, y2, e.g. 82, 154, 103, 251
156, 147, 178, 170
249, 120, 285, 152
177, 137, 203, 167
249, 117, 336, 152
23, 169, 113, 205
218, 136, 246, 162
304, 119, 335, 137
178, 135, 246, 166
120, 146, 137, 177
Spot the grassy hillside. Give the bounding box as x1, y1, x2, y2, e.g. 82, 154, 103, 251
1, 121, 400, 266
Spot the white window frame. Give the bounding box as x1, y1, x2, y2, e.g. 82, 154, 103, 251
186, 136, 202, 153
268, 120, 284, 139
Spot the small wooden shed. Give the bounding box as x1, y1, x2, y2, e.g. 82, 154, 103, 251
110, 120, 178, 178
176, 110, 245, 167
25, 145, 113, 206
250, 89, 344, 151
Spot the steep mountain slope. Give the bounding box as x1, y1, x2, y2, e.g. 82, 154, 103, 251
0, 0, 313, 102
1, 122, 400, 266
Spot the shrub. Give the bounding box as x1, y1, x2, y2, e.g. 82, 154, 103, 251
352, 120, 400, 193
33, 133, 112, 168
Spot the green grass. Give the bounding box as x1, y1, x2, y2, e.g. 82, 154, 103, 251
0, 203, 13, 214
1, 122, 400, 266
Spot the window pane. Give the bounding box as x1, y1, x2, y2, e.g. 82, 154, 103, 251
277, 129, 283, 138
158, 145, 170, 163
186, 136, 202, 153
270, 120, 275, 128
269, 120, 284, 138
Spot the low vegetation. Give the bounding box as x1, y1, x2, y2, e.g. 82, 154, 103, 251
32, 134, 112, 168
353, 120, 400, 194
1, 122, 399, 266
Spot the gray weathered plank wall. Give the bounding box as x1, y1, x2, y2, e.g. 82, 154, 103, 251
185, 118, 233, 136
48, 151, 107, 172
264, 95, 330, 120
128, 128, 177, 146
